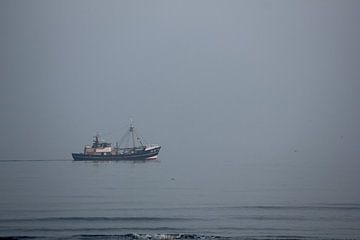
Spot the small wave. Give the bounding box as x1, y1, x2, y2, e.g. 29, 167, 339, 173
0, 233, 341, 240
0, 227, 186, 233
226, 205, 360, 211
73, 233, 230, 240
247, 235, 318, 240
231, 215, 307, 221
230, 215, 360, 222
0, 216, 192, 223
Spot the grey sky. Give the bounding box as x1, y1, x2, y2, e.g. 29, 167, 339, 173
0, 0, 360, 166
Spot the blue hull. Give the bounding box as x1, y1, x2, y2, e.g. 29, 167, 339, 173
72, 147, 160, 161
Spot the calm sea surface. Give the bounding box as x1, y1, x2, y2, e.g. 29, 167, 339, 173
0, 156, 359, 239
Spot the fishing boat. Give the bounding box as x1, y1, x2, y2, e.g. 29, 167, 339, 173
72, 122, 161, 161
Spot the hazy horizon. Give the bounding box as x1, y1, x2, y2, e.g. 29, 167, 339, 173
1, 0, 360, 169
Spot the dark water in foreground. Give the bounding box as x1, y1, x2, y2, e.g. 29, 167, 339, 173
0, 159, 359, 239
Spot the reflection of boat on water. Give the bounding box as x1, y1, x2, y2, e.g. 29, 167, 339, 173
72, 121, 161, 161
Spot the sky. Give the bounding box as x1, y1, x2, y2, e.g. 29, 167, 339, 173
0, 0, 360, 166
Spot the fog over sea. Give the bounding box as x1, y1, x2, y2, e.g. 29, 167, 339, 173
1, 1, 360, 239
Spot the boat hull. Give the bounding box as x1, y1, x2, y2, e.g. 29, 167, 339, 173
72, 147, 161, 161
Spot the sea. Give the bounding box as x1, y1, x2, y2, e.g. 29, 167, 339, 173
0, 156, 359, 240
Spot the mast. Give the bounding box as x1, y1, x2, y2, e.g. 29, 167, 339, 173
130, 119, 136, 148
117, 119, 145, 149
